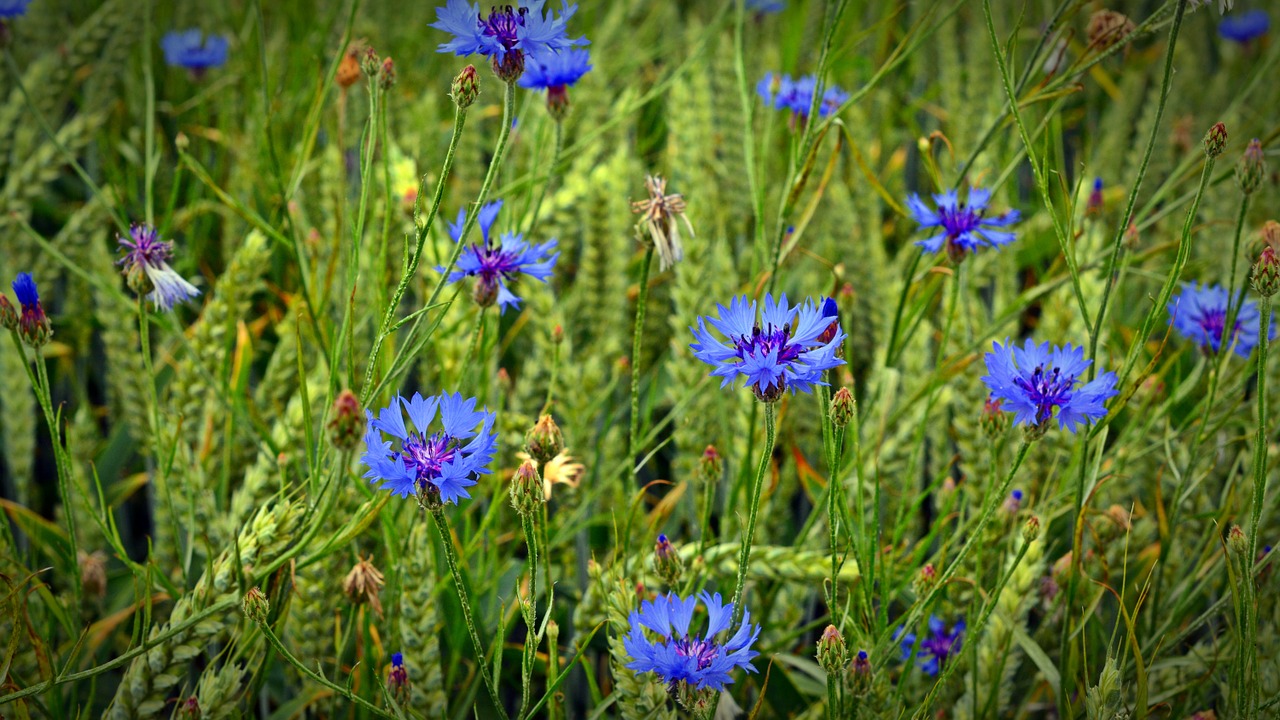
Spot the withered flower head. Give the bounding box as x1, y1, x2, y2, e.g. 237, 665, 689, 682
79, 550, 108, 602
342, 555, 386, 616
631, 175, 694, 271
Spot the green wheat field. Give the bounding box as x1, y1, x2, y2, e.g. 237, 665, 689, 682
0, 0, 1278, 718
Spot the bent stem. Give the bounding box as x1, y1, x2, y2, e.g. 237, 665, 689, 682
430, 507, 511, 720
730, 401, 777, 626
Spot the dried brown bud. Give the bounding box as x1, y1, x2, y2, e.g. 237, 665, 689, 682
337, 48, 361, 89
1087, 10, 1135, 50
342, 556, 386, 616
79, 550, 108, 602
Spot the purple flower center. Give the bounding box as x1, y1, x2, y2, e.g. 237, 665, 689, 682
921, 633, 958, 662
734, 324, 803, 366
120, 225, 173, 269
1014, 365, 1076, 424
938, 205, 983, 240
479, 5, 527, 51
1196, 308, 1240, 348
673, 636, 720, 671
400, 431, 459, 486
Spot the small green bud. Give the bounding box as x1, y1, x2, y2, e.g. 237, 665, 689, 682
378, 57, 396, 90
980, 396, 1008, 440
830, 387, 855, 428
698, 445, 722, 486
1204, 122, 1228, 159
816, 625, 847, 676
1228, 525, 1249, 556
652, 533, 684, 587
0, 295, 15, 332
510, 459, 544, 517
524, 415, 564, 465
242, 587, 269, 624
1252, 246, 1280, 298
912, 563, 937, 595
452, 65, 480, 108
327, 389, 363, 451
1023, 515, 1041, 543
1237, 138, 1267, 195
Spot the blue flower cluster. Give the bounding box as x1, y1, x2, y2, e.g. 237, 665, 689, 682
908, 188, 1021, 260
360, 392, 497, 506
690, 294, 845, 402
757, 73, 848, 119
1169, 282, 1273, 358
981, 339, 1118, 434
440, 200, 559, 313
896, 616, 964, 676
431, 0, 586, 81
1219, 10, 1269, 43
161, 29, 230, 72
624, 591, 760, 691
0, 0, 31, 19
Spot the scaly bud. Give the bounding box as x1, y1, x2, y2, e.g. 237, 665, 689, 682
524, 414, 564, 465
1237, 138, 1267, 195
510, 459, 544, 517
452, 65, 480, 108
379, 57, 396, 90
816, 625, 847, 676
1023, 515, 1042, 543
830, 387, 855, 429
652, 533, 684, 586
1252, 245, 1280, 297
913, 564, 937, 595
1228, 525, 1249, 556
176, 698, 202, 720
980, 396, 1008, 440
698, 445, 722, 486
388, 652, 410, 701
0, 294, 15, 332
1204, 122, 1228, 159
360, 47, 380, 78
242, 587, 269, 624
328, 389, 363, 450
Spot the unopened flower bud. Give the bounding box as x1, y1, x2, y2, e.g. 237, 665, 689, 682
337, 48, 361, 89
1023, 515, 1041, 543
850, 649, 872, 693
242, 587, 269, 624
388, 651, 410, 700
342, 556, 385, 616
980, 396, 1008, 440
1204, 122, 1228, 159
510, 459, 544, 517
816, 625, 847, 675
360, 47, 380, 77
1086, 177, 1104, 218
830, 387, 855, 428
652, 533, 684, 586
524, 415, 564, 465
547, 86, 569, 121
913, 563, 937, 595
1237, 139, 1266, 195
0, 295, 15, 332
1003, 489, 1024, 514
79, 550, 108, 603
552, 324, 564, 345
452, 65, 480, 108
176, 698, 202, 720
698, 445, 722, 486
1252, 245, 1280, 297
1228, 525, 1249, 556
328, 389, 363, 450
379, 57, 396, 90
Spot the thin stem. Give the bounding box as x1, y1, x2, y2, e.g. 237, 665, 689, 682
627, 247, 655, 490
519, 513, 540, 719
258, 618, 397, 719
730, 401, 777, 626
430, 507, 511, 720
1244, 295, 1271, 719
525, 119, 564, 235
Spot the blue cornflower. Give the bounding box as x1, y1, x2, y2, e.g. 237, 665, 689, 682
117, 224, 201, 312
360, 391, 497, 507
6, 273, 51, 346
439, 200, 559, 312
431, 0, 586, 82
623, 591, 760, 692
746, 0, 786, 13
981, 339, 1118, 434
1219, 10, 1269, 43
895, 616, 964, 676
907, 187, 1021, 262
1169, 282, 1273, 358
756, 73, 847, 120
161, 29, 230, 72
0, 0, 31, 19
690, 293, 846, 402
519, 48, 591, 117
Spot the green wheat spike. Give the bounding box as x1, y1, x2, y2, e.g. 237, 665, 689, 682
398, 522, 449, 714
191, 629, 265, 719
593, 561, 676, 720
106, 500, 304, 720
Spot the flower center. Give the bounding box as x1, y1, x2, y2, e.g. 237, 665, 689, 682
479, 5, 526, 50
1013, 364, 1076, 424
399, 431, 459, 486
673, 636, 720, 671
1196, 308, 1239, 348
938, 204, 983, 239
921, 633, 957, 660
734, 323, 803, 366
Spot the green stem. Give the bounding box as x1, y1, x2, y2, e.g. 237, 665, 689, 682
525, 119, 564, 235
258, 618, 397, 719
730, 401, 777, 626
1244, 295, 1271, 720
431, 507, 510, 720
519, 513, 540, 719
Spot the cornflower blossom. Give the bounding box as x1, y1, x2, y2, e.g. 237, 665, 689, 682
439, 200, 559, 312
907, 187, 1021, 262
161, 30, 230, 72
690, 294, 846, 402
624, 591, 760, 691
518, 48, 591, 118
981, 339, 1118, 435
895, 616, 964, 676
0, 0, 31, 18
360, 391, 497, 507
117, 224, 202, 312
1169, 282, 1272, 358
6, 273, 51, 346
756, 73, 848, 119
746, 0, 786, 13
1219, 10, 1270, 43
430, 0, 586, 82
